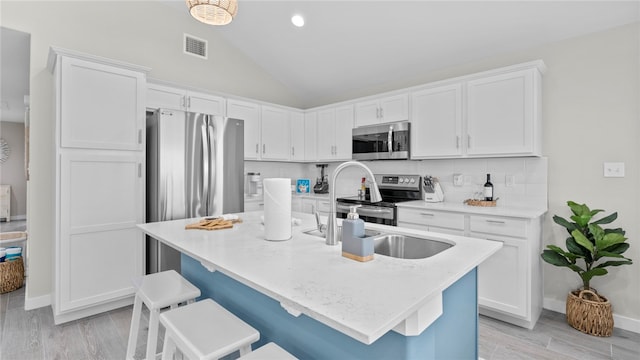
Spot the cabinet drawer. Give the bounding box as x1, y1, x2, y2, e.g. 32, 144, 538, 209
317, 200, 331, 214
469, 215, 527, 238
397, 208, 465, 230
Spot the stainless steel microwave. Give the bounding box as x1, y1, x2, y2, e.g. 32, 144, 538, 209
352, 121, 410, 160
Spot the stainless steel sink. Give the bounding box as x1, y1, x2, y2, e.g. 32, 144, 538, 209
303, 227, 381, 240
373, 234, 452, 259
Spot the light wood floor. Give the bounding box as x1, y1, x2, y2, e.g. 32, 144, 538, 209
2, 285, 639, 359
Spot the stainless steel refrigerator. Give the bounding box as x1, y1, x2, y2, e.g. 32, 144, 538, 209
146, 109, 244, 274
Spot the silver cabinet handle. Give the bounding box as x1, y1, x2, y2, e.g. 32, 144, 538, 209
255, 143, 259, 154
376, 108, 380, 118
181, 96, 187, 109
456, 135, 460, 149
420, 212, 435, 216
291, 147, 295, 156
187, 97, 191, 108
380, 108, 384, 118
138, 163, 142, 178
138, 129, 143, 144
486, 219, 506, 224
263, 144, 266, 154
468, 135, 471, 148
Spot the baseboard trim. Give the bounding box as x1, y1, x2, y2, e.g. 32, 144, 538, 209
544, 297, 640, 334
24, 292, 51, 310
9, 215, 27, 221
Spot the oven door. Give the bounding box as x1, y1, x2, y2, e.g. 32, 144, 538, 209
335, 202, 396, 226
352, 121, 410, 160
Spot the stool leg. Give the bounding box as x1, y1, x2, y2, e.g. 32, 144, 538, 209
161, 332, 176, 360
126, 295, 143, 360
146, 308, 161, 360
239, 345, 252, 356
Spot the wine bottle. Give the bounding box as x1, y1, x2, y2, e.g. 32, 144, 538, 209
484, 174, 494, 201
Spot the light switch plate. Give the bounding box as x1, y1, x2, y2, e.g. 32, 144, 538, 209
505, 175, 515, 187
453, 174, 463, 186
603, 162, 625, 177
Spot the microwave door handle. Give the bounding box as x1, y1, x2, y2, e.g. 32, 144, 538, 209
388, 126, 393, 155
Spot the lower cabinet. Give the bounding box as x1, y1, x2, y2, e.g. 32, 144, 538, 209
397, 206, 542, 329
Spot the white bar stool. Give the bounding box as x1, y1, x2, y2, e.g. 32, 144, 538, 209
238, 342, 298, 359
126, 270, 201, 360
159, 298, 260, 360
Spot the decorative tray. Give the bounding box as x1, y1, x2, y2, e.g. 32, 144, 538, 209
464, 199, 497, 207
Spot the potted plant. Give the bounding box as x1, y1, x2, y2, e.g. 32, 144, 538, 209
541, 201, 632, 337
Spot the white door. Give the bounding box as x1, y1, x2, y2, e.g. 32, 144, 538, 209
227, 99, 261, 160
316, 109, 336, 160
60, 57, 144, 151
261, 106, 290, 160
379, 94, 409, 123
58, 152, 144, 312
187, 91, 225, 116
304, 112, 318, 162
290, 111, 305, 161
411, 84, 463, 158
147, 83, 186, 111
334, 105, 354, 160
355, 100, 380, 127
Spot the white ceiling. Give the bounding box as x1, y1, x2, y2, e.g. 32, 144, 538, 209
176, 0, 640, 108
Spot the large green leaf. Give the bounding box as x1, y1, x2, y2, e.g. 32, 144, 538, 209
581, 268, 608, 283
593, 212, 617, 225
596, 232, 627, 252
572, 229, 594, 253
594, 259, 632, 269
541, 250, 572, 267
571, 214, 592, 228
602, 242, 630, 255
596, 251, 625, 260
588, 224, 605, 242
553, 215, 576, 233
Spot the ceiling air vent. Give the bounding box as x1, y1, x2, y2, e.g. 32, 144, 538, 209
184, 33, 207, 59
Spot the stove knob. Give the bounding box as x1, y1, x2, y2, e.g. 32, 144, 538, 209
404, 177, 410, 184
399, 178, 404, 183
409, 178, 416, 184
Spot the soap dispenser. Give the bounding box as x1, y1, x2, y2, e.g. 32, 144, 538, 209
341, 206, 374, 262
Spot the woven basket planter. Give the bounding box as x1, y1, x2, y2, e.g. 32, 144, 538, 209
566, 289, 613, 337
0, 257, 25, 293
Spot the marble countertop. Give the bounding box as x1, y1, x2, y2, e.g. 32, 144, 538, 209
137, 211, 501, 344
397, 200, 547, 218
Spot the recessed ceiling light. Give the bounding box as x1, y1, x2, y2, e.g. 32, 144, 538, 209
291, 14, 305, 27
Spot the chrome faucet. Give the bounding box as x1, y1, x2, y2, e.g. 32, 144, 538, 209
326, 161, 382, 245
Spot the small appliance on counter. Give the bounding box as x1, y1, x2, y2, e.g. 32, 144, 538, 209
423, 175, 444, 202
246, 172, 262, 197
313, 164, 329, 194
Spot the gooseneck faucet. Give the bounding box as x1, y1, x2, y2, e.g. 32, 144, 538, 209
326, 161, 382, 245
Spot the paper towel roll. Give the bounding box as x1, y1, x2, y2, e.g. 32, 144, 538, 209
263, 178, 292, 241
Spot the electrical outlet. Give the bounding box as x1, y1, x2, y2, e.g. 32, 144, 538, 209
453, 174, 463, 186
603, 162, 625, 178
505, 175, 515, 187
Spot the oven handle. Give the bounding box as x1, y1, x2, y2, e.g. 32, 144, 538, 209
336, 203, 394, 216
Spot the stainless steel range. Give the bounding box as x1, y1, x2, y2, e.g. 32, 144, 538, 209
336, 174, 422, 226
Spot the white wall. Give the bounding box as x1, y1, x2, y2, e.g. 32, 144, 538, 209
1, 1, 302, 302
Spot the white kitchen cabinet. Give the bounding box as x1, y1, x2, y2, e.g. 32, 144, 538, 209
227, 99, 261, 160
261, 105, 291, 160
411, 84, 463, 158
147, 83, 225, 116
396, 205, 542, 329
304, 111, 318, 162
466, 68, 541, 156
244, 199, 264, 212
301, 198, 317, 214
290, 111, 305, 161
355, 93, 408, 127
58, 56, 145, 151
49, 47, 147, 324
317, 105, 354, 161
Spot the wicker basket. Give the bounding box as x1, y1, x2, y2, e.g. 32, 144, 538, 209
464, 199, 497, 207
0, 257, 25, 293
566, 289, 613, 337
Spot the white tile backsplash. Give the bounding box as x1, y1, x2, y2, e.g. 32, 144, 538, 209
248, 157, 548, 210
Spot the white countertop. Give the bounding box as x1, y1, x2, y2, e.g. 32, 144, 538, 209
137, 211, 501, 344
397, 200, 547, 218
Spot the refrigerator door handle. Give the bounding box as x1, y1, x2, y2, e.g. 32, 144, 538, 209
200, 118, 210, 216
207, 118, 217, 215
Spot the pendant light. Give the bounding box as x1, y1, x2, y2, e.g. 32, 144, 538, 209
186, 0, 238, 26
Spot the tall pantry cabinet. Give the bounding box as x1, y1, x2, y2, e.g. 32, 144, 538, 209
48, 47, 148, 324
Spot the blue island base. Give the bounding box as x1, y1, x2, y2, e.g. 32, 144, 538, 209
182, 254, 478, 360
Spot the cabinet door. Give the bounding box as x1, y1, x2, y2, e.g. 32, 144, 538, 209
301, 199, 317, 214
411, 84, 463, 158
60, 57, 144, 150
466, 70, 535, 156
379, 94, 409, 123
58, 152, 144, 312
147, 83, 186, 111
187, 90, 225, 116
316, 109, 336, 160
261, 106, 290, 160
304, 112, 318, 162
334, 105, 354, 160
227, 100, 261, 160
355, 100, 380, 127
290, 111, 305, 161
475, 235, 528, 318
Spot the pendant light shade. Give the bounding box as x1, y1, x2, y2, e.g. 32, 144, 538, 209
186, 0, 238, 26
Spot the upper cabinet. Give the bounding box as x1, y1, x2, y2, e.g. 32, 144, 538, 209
147, 83, 225, 116
317, 105, 354, 161
227, 99, 261, 160
304, 112, 318, 162
411, 62, 544, 159
355, 93, 409, 127
261, 105, 291, 160
290, 111, 305, 161
56, 56, 146, 151
466, 69, 541, 156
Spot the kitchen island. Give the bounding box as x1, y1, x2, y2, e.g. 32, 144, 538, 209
138, 211, 501, 359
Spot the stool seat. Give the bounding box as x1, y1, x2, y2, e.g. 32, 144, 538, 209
238, 343, 297, 360
126, 270, 201, 360
160, 299, 259, 360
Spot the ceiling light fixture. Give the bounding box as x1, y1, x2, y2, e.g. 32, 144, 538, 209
186, 0, 238, 26
291, 14, 305, 27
